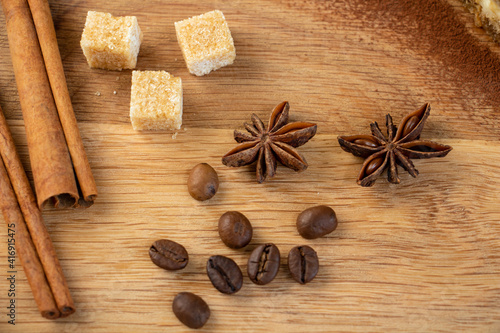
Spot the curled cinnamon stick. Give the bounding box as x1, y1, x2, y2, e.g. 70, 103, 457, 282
28, 0, 97, 207
1, 0, 97, 208
0, 158, 60, 320
0, 108, 75, 317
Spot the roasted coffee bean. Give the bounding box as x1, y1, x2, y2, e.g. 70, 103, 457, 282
187, 163, 219, 201
172, 292, 210, 329
247, 243, 280, 285
206, 255, 243, 294
149, 239, 188, 270
288, 245, 319, 284
365, 157, 384, 176
218, 211, 253, 249
296, 205, 337, 239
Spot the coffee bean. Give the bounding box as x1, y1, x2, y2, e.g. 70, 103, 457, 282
187, 163, 219, 201
288, 245, 319, 284
218, 211, 253, 249
296, 205, 337, 239
172, 292, 210, 329
149, 239, 188, 270
206, 255, 243, 294
247, 243, 280, 285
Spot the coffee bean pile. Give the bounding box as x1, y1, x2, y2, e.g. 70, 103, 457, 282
150, 163, 339, 329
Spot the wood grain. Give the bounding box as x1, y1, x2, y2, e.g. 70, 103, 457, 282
1, 0, 500, 332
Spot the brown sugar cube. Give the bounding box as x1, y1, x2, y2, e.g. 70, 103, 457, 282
80, 11, 143, 70
175, 10, 236, 76
130, 71, 183, 131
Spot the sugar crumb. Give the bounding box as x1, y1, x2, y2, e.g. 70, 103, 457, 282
113, 91, 117, 95
172, 132, 178, 139
95, 91, 101, 96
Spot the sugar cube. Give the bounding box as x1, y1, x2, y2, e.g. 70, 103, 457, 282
81, 11, 143, 70
175, 10, 236, 76
130, 71, 183, 131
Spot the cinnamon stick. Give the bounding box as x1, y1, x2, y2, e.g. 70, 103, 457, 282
0, 157, 60, 320
27, 0, 97, 207
0, 108, 75, 317
1, 0, 97, 208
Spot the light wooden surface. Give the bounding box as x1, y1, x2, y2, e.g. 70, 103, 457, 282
1, 0, 500, 332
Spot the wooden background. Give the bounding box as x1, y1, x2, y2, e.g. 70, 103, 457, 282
1, 0, 500, 332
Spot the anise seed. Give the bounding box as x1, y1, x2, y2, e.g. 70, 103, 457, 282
222, 102, 316, 183
337, 103, 453, 186
365, 157, 384, 176
353, 138, 379, 148
402, 115, 420, 137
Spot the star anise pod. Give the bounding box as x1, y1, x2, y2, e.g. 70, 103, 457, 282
222, 101, 317, 183
337, 103, 452, 187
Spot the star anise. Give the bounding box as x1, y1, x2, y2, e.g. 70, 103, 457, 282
222, 101, 317, 183
337, 103, 452, 187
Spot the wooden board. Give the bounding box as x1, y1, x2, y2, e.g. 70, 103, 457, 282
1, 0, 500, 331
